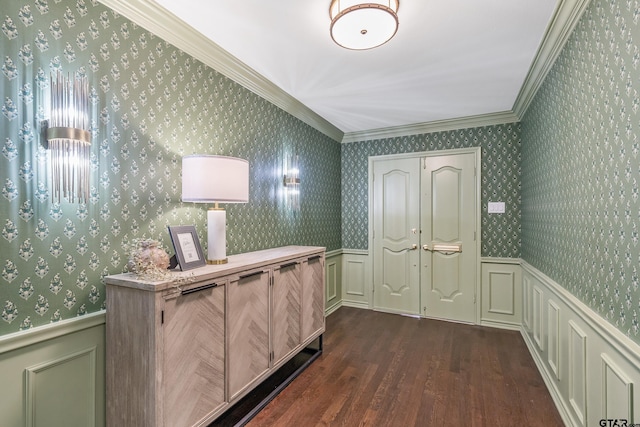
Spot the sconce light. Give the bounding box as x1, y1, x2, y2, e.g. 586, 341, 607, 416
283, 153, 300, 211
43, 71, 91, 204
181, 155, 249, 264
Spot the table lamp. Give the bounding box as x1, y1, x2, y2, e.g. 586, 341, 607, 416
181, 155, 249, 264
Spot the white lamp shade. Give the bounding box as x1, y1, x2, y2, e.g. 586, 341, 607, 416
182, 155, 249, 203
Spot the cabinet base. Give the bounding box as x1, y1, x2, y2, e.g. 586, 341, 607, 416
209, 335, 323, 427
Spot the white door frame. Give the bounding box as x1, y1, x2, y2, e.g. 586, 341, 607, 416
367, 147, 482, 324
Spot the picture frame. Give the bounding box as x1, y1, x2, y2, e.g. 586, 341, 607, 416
168, 225, 206, 271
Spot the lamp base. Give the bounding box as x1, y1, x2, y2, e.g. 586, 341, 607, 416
207, 258, 228, 265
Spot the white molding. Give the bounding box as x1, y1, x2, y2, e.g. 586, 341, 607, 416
479, 319, 521, 331
325, 300, 342, 317
341, 300, 370, 310
341, 111, 519, 143
325, 248, 343, 258
481, 257, 521, 265
547, 299, 561, 380
98, 0, 343, 142
520, 326, 575, 426
0, 310, 106, 355
601, 354, 634, 420
25, 346, 98, 427
521, 261, 640, 425
341, 248, 368, 256
512, 0, 591, 118
522, 261, 640, 367
568, 319, 587, 425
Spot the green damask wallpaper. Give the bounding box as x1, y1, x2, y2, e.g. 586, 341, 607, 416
522, 0, 640, 342
341, 124, 522, 258
0, 0, 341, 335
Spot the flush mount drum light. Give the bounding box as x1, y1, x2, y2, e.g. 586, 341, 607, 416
330, 0, 399, 50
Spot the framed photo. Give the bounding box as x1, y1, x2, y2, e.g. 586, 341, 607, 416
168, 225, 206, 271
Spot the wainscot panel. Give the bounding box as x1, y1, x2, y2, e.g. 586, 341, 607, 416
325, 249, 343, 316
0, 312, 106, 427
521, 261, 640, 426
341, 250, 370, 309
480, 258, 522, 329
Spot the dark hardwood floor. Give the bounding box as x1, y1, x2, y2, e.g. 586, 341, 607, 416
247, 307, 564, 427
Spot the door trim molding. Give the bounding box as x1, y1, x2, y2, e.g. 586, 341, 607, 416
367, 147, 481, 322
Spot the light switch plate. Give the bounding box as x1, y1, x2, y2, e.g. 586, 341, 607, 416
488, 201, 505, 214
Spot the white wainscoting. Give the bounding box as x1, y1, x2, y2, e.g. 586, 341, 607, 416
341, 249, 370, 309
0, 312, 106, 427
521, 261, 640, 426
325, 249, 343, 316
480, 258, 522, 329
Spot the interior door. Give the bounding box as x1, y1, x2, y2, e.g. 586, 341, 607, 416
420, 153, 477, 323
372, 157, 421, 315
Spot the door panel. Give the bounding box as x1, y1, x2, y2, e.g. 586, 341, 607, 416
372, 158, 420, 315
421, 153, 476, 323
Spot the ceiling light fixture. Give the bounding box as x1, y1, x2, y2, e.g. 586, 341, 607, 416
329, 0, 399, 50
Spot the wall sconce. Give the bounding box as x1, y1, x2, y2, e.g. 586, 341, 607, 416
181, 155, 249, 264
43, 71, 91, 204
283, 153, 300, 211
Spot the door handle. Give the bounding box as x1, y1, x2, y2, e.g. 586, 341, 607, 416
421, 243, 462, 253
410, 244, 418, 250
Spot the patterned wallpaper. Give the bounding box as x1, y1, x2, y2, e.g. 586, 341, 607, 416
521, 0, 640, 342
0, 0, 341, 335
341, 124, 522, 258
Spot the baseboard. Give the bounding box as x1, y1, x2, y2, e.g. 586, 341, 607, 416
479, 319, 521, 331
341, 300, 370, 310
325, 300, 342, 316
520, 325, 576, 426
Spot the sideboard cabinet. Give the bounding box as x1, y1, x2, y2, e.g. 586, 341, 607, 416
105, 246, 325, 427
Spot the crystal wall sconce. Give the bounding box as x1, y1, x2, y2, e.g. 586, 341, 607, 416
283, 153, 300, 211
42, 71, 91, 204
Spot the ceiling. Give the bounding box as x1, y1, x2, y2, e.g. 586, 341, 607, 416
103, 0, 588, 142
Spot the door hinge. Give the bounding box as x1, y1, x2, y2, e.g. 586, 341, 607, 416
161, 310, 164, 324
474, 231, 476, 241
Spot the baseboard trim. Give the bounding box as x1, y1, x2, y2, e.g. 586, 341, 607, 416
0, 310, 106, 355
479, 319, 521, 331
341, 300, 370, 310
520, 325, 576, 426
325, 301, 342, 316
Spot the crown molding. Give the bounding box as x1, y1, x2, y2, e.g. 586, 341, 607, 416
98, 0, 344, 143
99, 0, 589, 144
512, 0, 591, 119
340, 111, 520, 143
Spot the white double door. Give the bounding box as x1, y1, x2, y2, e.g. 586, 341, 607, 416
372, 150, 478, 323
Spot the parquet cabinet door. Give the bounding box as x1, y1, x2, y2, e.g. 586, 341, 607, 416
272, 261, 302, 366
162, 281, 226, 427
227, 270, 270, 400
301, 255, 325, 343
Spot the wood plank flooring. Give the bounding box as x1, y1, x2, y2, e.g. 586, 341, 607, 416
247, 307, 564, 427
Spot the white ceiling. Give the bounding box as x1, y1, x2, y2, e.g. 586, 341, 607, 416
152, 0, 559, 136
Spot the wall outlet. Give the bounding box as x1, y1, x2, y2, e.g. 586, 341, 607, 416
488, 201, 505, 214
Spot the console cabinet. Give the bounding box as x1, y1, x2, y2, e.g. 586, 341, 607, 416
105, 246, 325, 427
